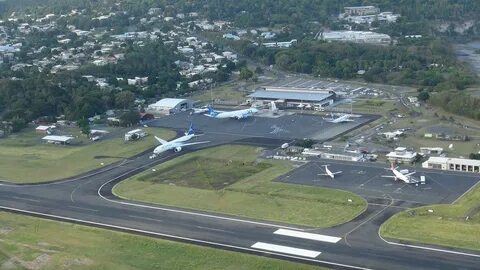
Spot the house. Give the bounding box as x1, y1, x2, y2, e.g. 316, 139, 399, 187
139, 113, 154, 121
386, 147, 418, 164
36, 125, 55, 134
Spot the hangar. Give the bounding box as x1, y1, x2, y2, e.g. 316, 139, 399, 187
248, 86, 335, 109
147, 98, 193, 115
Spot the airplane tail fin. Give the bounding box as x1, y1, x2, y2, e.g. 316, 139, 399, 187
206, 105, 218, 117
271, 101, 278, 112
186, 123, 195, 135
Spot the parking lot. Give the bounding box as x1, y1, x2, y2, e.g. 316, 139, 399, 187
267, 77, 385, 97
277, 160, 480, 205
149, 111, 377, 141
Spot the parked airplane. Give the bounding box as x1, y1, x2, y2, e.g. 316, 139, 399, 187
318, 165, 342, 179
150, 125, 209, 158
205, 106, 259, 119
324, 114, 355, 123
381, 164, 419, 184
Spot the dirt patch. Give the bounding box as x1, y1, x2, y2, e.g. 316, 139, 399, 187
0, 227, 13, 235
62, 257, 94, 269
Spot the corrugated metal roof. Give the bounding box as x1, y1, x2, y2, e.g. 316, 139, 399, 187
248, 90, 333, 102
42, 135, 74, 142
151, 98, 188, 108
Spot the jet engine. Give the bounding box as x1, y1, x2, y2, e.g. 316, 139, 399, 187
174, 146, 182, 152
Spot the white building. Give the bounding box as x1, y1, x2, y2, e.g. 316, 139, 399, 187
344, 6, 380, 16
263, 39, 297, 48
42, 135, 74, 145
124, 129, 146, 141
147, 98, 193, 115
419, 147, 443, 155
302, 149, 364, 162
320, 31, 391, 45
422, 157, 480, 173
386, 147, 417, 164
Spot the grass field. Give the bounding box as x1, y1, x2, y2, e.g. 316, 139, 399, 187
0, 127, 175, 183
114, 145, 367, 228
336, 98, 399, 114
189, 85, 246, 103
0, 212, 324, 270
380, 185, 480, 251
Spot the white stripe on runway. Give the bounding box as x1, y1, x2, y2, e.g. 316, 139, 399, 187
251, 242, 321, 258
274, 229, 341, 243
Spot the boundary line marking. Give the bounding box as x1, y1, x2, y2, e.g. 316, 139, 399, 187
0, 206, 372, 270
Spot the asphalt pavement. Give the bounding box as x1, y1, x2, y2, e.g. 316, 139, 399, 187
0, 132, 479, 269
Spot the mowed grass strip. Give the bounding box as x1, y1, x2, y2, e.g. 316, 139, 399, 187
380, 185, 480, 251
114, 145, 367, 228
0, 127, 175, 183
0, 212, 324, 270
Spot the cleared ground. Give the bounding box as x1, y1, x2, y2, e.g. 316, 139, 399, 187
0, 127, 175, 183
114, 145, 367, 228
380, 185, 480, 252
0, 212, 324, 270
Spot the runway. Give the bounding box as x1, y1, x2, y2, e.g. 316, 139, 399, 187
0, 134, 479, 269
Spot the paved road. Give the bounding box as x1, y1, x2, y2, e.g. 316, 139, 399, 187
0, 135, 479, 270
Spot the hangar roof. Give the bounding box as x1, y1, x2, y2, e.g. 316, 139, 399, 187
248, 90, 333, 102
150, 98, 189, 108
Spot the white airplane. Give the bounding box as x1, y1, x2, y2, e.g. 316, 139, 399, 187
324, 114, 355, 123
381, 164, 419, 184
318, 165, 342, 179
150, 124, 209, 157
205, 106, 259, 119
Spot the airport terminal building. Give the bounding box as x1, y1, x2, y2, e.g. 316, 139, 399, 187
248, 86, 335, 109
422, 157, 480, 173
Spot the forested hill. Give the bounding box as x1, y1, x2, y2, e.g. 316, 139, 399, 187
2, 0, 480, 25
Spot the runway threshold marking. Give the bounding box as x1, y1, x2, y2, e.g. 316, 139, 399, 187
251, 242, 321, 258
274, 229, 341, 243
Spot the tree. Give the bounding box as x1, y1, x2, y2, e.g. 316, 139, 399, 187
418, 91, 430, 102
115, 91, 135, 109
254, 66, 264, 74
239, 67, 253, 80
78, 118, 91, 135
120, 110, 140, 127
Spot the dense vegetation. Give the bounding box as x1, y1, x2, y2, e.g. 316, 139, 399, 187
235, 38, 476, 90
0, 41, 181, 130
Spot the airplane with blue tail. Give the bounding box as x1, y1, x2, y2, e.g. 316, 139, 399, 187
204, 105, 259, 119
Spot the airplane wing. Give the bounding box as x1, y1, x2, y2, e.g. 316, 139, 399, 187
179, 141, 210, 147
333, 171, 343, 175
381, 175, 396, 178
154, 136, 168, 145
405, 171, 416, 176
317, 173, 329, 176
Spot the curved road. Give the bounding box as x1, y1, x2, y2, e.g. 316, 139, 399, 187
0, 135, 479, 270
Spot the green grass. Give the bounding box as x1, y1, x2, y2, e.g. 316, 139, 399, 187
0, 212, 325, 270
380, 185, 480, 251
0, 127, 175, 183
336, 98, 398, 114
189, 85, 246, 103
114, 145, 367, 228
138, 156, 272, 189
